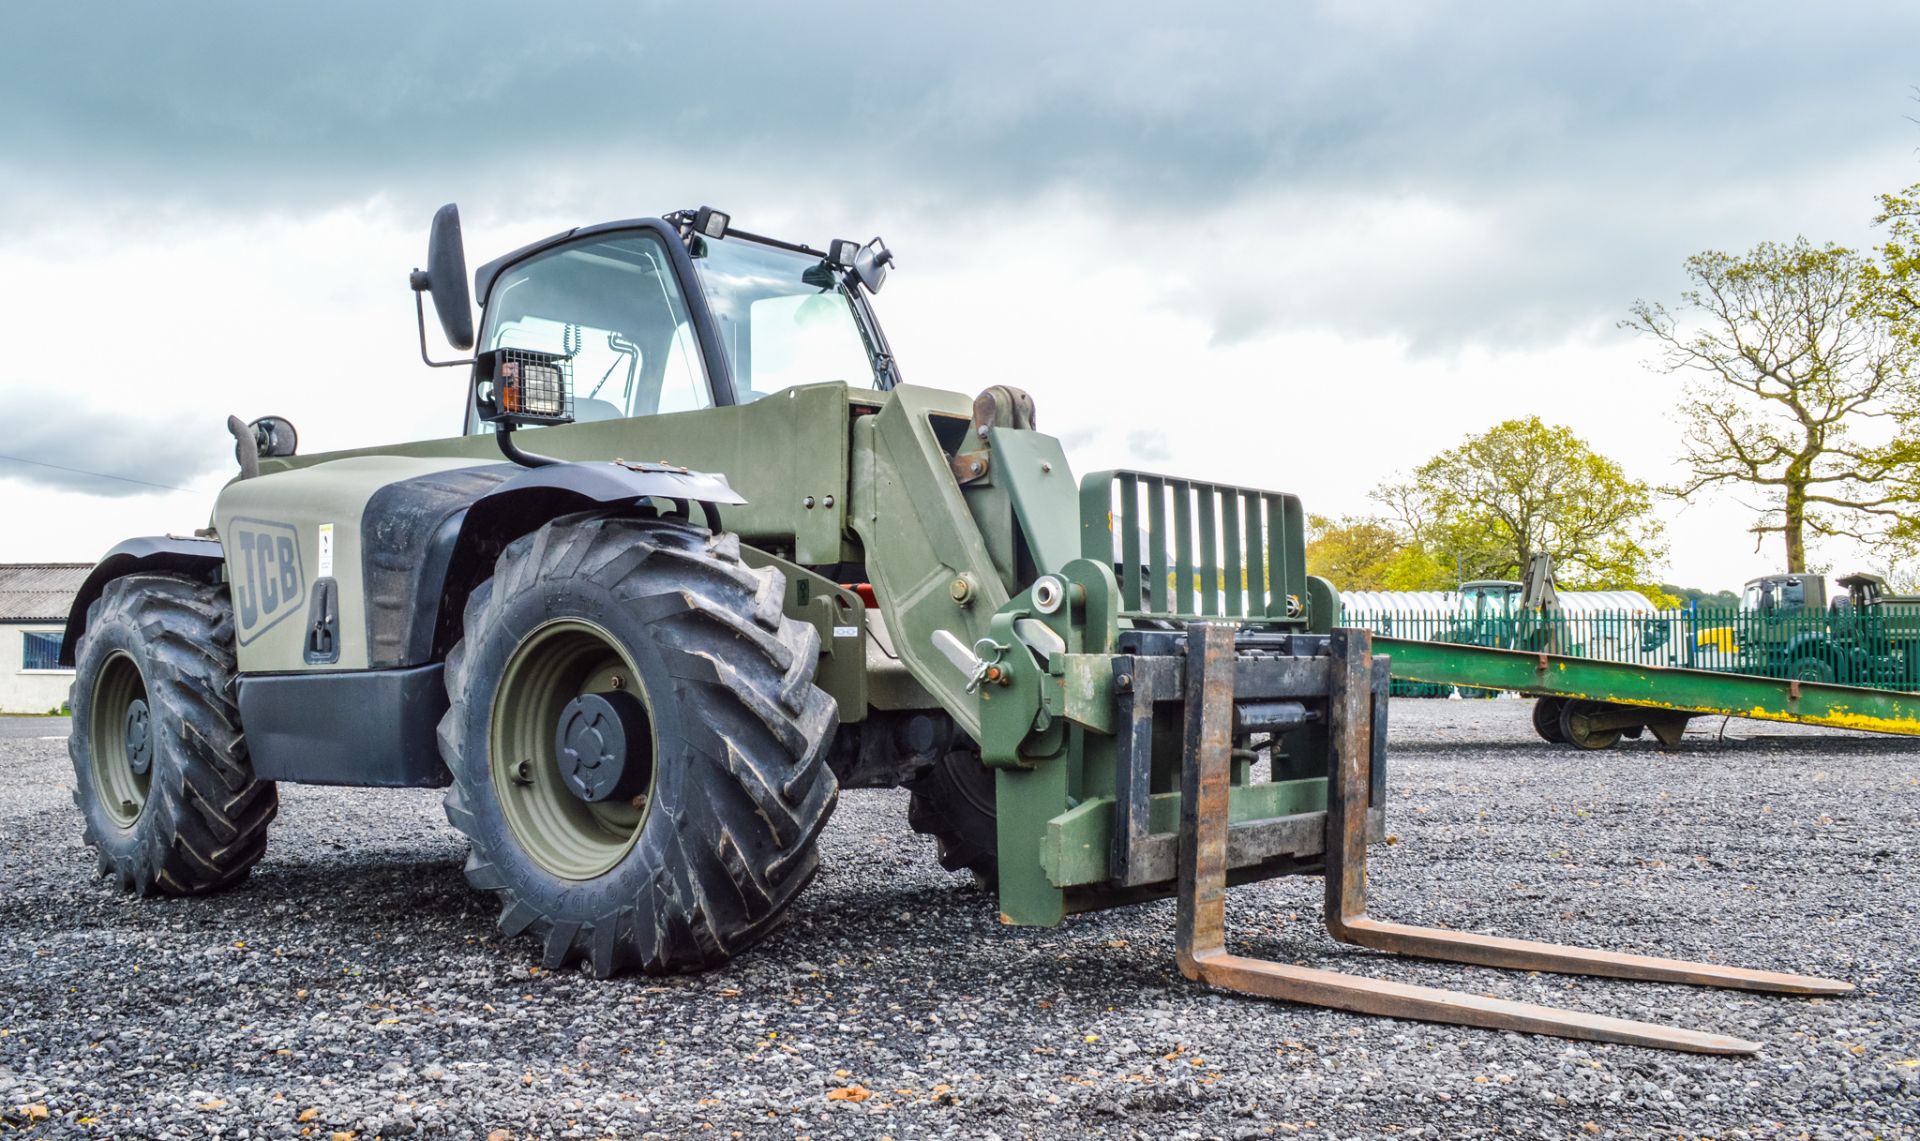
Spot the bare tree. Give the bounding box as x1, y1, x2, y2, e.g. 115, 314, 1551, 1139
1625, 238, 1917, 572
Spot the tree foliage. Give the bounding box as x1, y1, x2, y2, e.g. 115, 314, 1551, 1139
1625, 238, 1918, 572
1304, 514, 1452, 591
1372, 416, 1665, 589
1867, 181, 1920, 343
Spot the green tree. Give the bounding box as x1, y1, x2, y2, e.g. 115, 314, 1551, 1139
1304, 514, 1452, 591
1868, 182, 1920, 553
1660, 583, 1740, 610
1867, 181, 1920, 342
1626, 238, 1918, 572
1372, 417, 1666, 589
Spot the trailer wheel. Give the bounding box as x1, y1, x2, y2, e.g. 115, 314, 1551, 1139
68, 573, 277, 895
439, 512, 839, 976
1531, 697, 1569, 744
1557, 699, 1621, 751
907, 748, 998, 887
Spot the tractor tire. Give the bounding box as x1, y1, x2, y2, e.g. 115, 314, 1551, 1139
68, 573, 277, 895
1558, 699, 1622, 751
1531, 697, 1569, 744
906, 748, 998, 887
438, 512, 839, 977
1789, 657, 1837, 684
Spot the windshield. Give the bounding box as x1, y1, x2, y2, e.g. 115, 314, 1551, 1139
689, 235, 878, 399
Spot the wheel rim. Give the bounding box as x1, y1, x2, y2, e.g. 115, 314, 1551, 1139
489, 619, 655, 880
89, 650, 151, 827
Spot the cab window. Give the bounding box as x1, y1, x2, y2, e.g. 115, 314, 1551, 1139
476, 231, 711, 429
688, 234, 879, 400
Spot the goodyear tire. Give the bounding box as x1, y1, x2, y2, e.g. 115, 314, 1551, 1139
439, 512, 838, 976
68, 573, 277, 895
906, 748, 998, 887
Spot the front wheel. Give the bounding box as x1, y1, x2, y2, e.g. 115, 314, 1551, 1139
439, 513, 839, 976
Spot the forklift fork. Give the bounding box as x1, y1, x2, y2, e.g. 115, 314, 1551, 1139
1173, 623, 1852, 1054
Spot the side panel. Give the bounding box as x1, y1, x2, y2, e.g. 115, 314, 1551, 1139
216, 455, 490, 673
238, 665, 450, 787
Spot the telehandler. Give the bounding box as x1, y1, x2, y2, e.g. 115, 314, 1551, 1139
62, 205, 1848, 1053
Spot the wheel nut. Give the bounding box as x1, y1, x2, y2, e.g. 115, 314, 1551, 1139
610, 675, 624, 690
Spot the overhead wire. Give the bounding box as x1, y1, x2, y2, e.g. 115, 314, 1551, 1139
0, 451, 195, 491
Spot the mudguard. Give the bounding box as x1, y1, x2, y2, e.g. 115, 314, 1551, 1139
367, 458, 747, 669
60, 535, 225, 665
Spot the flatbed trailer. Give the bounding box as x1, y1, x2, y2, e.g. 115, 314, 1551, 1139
1374, 635, 1920, 748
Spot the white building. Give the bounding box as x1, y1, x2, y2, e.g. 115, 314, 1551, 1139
0, 564, 90, 714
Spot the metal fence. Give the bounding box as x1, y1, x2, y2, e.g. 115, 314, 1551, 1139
1342, 606, 1920, 695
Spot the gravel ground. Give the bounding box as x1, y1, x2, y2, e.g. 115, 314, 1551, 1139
2, 701, 1916, 1140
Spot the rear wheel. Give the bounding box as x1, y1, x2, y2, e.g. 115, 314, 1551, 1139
906, 748, 998, 887
439, 512, 839, 976
1531, 697, 1569, 744
68, 574, 277, 895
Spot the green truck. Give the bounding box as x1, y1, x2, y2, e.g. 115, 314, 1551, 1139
1731, 571, 1920, 686
55, 204, 1846, 1052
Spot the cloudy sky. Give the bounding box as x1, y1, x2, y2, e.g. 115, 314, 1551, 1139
3, 1, 1917, 590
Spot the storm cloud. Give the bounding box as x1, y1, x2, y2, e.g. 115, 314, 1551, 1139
4, 1, 1917, 349
0, 389, 227, 498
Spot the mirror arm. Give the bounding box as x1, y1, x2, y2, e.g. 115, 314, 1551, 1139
411, 279, 476, 369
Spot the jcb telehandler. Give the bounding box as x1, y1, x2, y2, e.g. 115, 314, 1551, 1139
61, 205, 1848, 1053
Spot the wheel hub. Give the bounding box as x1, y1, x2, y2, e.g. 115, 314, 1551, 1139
554, 691, 653, 803
123, 698, 153, 776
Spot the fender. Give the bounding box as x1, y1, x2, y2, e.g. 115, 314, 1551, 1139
369, 459, 747, 668
467, 458, 745, 535
60, 535, 225, 666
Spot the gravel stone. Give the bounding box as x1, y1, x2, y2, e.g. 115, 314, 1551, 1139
1, 701, 1915, 1137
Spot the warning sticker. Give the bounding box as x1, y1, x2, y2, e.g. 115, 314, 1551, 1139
317, 523, 335, 579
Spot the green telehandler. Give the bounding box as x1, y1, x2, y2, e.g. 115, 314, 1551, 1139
60, 204, 1847, 1053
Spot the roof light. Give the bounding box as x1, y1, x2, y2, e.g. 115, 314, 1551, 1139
694, 207, 730, 239
828, 239, 861, 268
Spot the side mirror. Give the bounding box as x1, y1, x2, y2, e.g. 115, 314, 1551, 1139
852, 237, 894, 294
419, 203, 475, 351
250, 415, 299, 458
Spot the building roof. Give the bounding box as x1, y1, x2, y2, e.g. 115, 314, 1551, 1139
0, 563, 92, 623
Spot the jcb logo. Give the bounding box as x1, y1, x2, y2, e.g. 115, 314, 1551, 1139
230, 518, 306, 644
